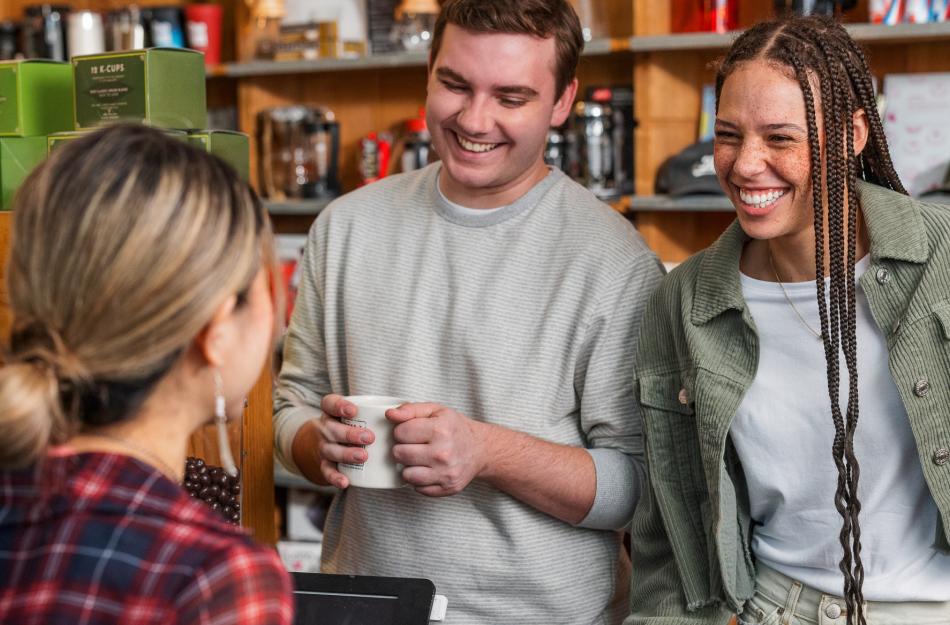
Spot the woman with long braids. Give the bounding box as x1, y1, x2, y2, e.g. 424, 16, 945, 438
626, 15, 950, 625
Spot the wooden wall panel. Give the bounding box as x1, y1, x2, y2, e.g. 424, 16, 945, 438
241, 365, 277, 544
635, 211, 735, 264
634, 0, 670, 36
634, 50, 718, 195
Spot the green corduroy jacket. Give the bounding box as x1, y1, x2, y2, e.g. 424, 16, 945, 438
626, 181, 950, 624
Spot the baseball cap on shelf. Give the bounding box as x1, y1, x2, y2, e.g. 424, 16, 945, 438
654, 140, 724, 197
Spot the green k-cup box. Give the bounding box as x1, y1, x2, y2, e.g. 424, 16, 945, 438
0, 137, 48, 210
48, 128, 188, 153
188, 130, 250, 181
47, 130, 95, 152
72, 49, 207, 131
0, 60, 73, 137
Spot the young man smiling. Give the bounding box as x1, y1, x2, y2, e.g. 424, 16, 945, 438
274, 1, 664, 623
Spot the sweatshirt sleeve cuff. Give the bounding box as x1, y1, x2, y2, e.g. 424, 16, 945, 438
577, 447, 644, 531
273, 406, 321, 475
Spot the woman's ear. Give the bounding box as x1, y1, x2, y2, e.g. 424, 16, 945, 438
193, 294, 238, 368
853, 108, 869, 157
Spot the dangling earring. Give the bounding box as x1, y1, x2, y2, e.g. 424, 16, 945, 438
214, 370, 238, 477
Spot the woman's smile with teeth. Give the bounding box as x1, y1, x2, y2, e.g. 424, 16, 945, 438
739, 188, 787, 208
456, 133, 499, 153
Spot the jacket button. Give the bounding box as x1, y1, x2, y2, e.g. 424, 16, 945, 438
935, 448, 950, 466
825, 602, 842, 619
678, 388, 689, 405
913, 378, 930, 397
875, 267, 890, 284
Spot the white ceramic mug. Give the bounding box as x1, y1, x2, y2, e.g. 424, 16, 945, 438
338, 395, 407, 488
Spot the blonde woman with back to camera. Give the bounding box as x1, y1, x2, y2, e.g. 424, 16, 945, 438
0, 125, 293, 625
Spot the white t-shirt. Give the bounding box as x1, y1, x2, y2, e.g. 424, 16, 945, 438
734, 255, 950, 601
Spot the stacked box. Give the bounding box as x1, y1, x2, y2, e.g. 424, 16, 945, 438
0, 60, 73, 137
0, 60, 73, 209
0, 137, 48, 209
72, 48, 207, 130
188, 130, 250, 181
48, 129, 188, 153
46, 130, 96, 152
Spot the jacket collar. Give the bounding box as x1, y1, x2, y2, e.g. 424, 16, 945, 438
858, 179, 929, 265
690, 180, 928, 326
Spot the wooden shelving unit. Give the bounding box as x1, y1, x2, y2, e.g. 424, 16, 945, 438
630, 20, 950, 52
212, 36, 629, 78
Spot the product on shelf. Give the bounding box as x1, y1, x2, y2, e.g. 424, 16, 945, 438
572, 99, 621, 201
188, 130, 250, 181
0, 22, 18, 60
587, 85, 634, 196
0, 136, 47, 209
46, 129, 94, 151
22, 5, 69, 61
0, 60, 73, 136
184, 456, 242, 525
654, 140, 723, 198
672, 0, 737, 34
400, 108, 430, 173
107, 6, 147, 52
67, 10, 107, 59
358, 131, 392, 184
72, 48, 207, 130
149, 7, 186, 48
48, 128, 187, 152
774, 0, 856, 16
391, 0, 439, 52
257, 105, 340, 200
367, 0, 402, 55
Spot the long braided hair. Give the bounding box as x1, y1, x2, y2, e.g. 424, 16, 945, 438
715, 16, 905, 625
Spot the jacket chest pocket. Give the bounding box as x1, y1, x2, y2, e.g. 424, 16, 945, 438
639, 371, 709, 530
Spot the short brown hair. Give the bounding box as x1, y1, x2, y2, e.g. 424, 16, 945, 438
429, 0, 584, 99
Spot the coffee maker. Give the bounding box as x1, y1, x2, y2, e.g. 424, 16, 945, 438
586, 85, 634, 196
571, 100, 620, 201
257, 105, 341, 201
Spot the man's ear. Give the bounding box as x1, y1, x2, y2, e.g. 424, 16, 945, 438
551, 78, 578, 128
193, 294, 238, 368
852, 108, 869, 157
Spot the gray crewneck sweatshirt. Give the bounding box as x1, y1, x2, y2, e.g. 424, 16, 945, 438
275, 163, 664, 624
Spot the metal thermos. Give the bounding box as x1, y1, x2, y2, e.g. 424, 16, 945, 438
544, 128, 569, 172
67, 11, 106, 58
401, 114, 431, 172
108, 6, 146, 51
572, 100, 620, 200
22, 5, 69, 61
0, 22, 17, 60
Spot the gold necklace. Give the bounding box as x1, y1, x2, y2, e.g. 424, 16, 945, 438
767, 249, 823, 341
87, 431, 181, 482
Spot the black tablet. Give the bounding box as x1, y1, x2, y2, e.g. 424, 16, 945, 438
292, 572, 436, 625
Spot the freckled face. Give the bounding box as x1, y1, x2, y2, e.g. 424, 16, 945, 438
714, 59, 817, 244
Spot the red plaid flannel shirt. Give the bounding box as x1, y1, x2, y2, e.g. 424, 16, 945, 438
0, 450, 294, 625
